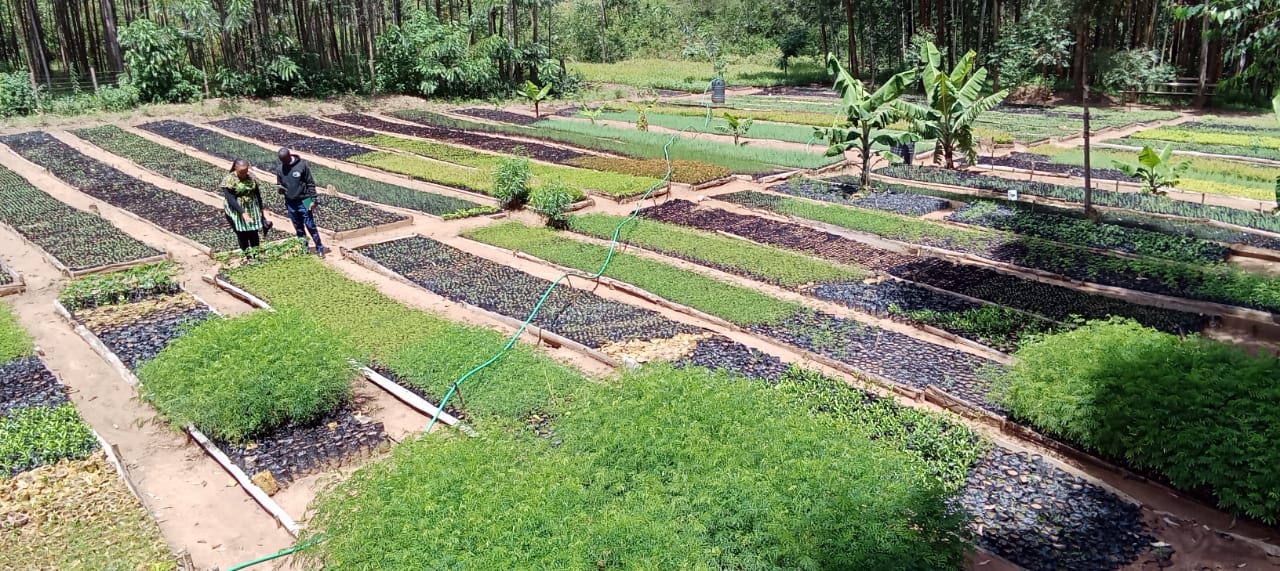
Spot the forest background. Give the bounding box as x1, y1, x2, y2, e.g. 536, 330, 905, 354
0, 0, 1275, 117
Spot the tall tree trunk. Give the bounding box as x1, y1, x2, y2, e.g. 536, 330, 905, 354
599, 0, 607, 62
532, 0, 539, 45
1071, 14, 1088, 99
843, 0, 859, 78
22, 0, 51, 84
1194, 13, 1211, 108
820, 18, 829, 58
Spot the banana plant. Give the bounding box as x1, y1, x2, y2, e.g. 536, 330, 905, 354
896, 41, 1010, 169
578, 105, 604, 125
521, 80, 553, 119
814, 53, 917, 191
1111, 144, 1191, 195
715, 112, 754, 145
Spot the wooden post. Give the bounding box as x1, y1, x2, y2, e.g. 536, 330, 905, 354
89, 67, 99, 95
28, 71, 41, 113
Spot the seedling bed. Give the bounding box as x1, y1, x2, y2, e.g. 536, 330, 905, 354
876, 165, 1280, 235
0, 356, 69, 418
452, 107, 541, 126
671, 336, 792, 383
326, 113, 589, 164
0, 163, 166, 275
976, 152, 1134, 181
355, 235, 703, 348
216, 408, 386, 487
754, 311, 998, 409
63, 288, 389, 493
640, 200, 1212, 335
137, 121, 493, 219
0, 132, 289, 254
209, 118, 371, 160
466, 224, 1003, 410
723, 191, 1280, 314
958, 447, 1152, 571
72, 126, 409, 234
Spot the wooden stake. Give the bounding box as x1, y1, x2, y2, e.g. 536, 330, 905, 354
89, 67, 99, 95
29, 70, 41, 113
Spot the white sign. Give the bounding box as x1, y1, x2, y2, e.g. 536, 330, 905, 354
1008, 189, 1019, 201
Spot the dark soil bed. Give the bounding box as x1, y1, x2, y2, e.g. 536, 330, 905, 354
74, 294, 216, 370
673, 336, 791, 384
452, 108, 541, 126
976, 152, 1134, 181
0, 357, 68, 417
208, 118, 372, 160
217, 408, 387, 487
958, 447, 1152, 571
356, 235, 702, 349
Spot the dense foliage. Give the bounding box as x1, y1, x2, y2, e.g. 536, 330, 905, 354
136, 308, 357, 443
305, 366, 970, 570
995, 319, 1280, 523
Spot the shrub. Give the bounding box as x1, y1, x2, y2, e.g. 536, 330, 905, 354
993, 319, 1280, 523
529, 181, 577, 228
492, 153, 532, 209
0, 303, 33, 364
0, 71, 39, 117
136, 308, 357, 443
304, 365, 969, 570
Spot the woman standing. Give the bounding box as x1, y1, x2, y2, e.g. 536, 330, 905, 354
220, 159, 268, 252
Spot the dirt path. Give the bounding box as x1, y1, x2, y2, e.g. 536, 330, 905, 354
0, 227, 297, 570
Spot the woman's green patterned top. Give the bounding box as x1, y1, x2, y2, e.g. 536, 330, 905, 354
221, 172, 266, 232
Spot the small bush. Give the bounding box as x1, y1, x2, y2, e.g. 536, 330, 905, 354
994, 319, 1280, 523
0, 71, 38, 117
529, 181, 578, 228
0, 303, 33, 364
136, 308, 357, 443
492, 153, 532, 209
304, 366, 969, 570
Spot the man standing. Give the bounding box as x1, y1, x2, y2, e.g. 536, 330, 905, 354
276, 147, 325, 257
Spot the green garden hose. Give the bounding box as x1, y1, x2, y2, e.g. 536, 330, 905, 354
224, 537, 324, 571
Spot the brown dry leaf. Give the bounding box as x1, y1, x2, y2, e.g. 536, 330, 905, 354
599, 333, 713, 364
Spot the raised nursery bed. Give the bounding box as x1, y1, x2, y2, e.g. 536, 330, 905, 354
0, 132, 288, 254
324, 113, 589, 164
56, 285, 387, 510
0, 163, 167, 276
71, 125, 410, 236
136, 120, 494, 219
720, 190, 1280, 315
451, 107, 542, 126
639, 200, 1213, 336
876, 164, 1280, 235
208, 118, 372, 160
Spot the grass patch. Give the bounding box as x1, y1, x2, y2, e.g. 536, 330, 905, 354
633, 103, 842, 128
136, 308, 357, 443
572, 57, 829, 91
537, 118, 839, 171
0, 453, 176, 571
0, 302, 33, 364
564, 156, 730, 185
1131, 127, 1280, 151
304, 365, 971, 570
594, 110, 820, 144
349, 151, 494, 195
569, 213, 865, 287
994, 319, 1280, 523
224, 256, 587, 420
465, 222, 803, 326
357, 134, 654, 198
